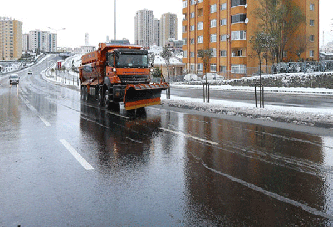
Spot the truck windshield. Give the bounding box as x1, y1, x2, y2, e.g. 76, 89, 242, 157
116, 54, 149, 68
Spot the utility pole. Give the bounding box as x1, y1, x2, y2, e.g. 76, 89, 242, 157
114, 0, 116, 40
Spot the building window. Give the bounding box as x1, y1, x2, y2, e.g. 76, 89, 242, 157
190, 64, 195, 72
183, 0, 187, 8
183, 38, 188, 45
198, 35, 203, 43
190, 52, 195, 58
198, 8, 203, 17
221, 3, 227, 10
190, 25, 195, 31
210, 19, 217, 28
210, 64, 217, 72
310, 50, 314, 57
231, 0, 246, 7
220, 50, 227, 57
309, 35, 315, 42
198, 63, 203, 71
220, 19, 227, 26
220, 34, 228, 41
232, 49, 244, 57
190, 0, 196, 5
231, 14, 247, 24
231, 31, 246, 40
212, 48, 217, 57
210, 4, 217, 13
198, 0, 203, 2
182, 26, 187, 33
231, 64, 246, 74
211, 34, 217, 43
190, 12, 195, 18
310, 3, 315, 11
183, 50, 187, 58
310, 20, 315, 26
220, 66, 227, 72
190, 38, 195, 44
198, 22, 203, 30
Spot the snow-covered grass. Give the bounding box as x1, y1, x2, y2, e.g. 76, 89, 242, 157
171, 83, 333, 95
161, 92, 333, 128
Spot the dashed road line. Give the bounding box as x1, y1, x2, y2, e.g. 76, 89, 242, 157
20, 96, 51, 127
60, 139, 94, 171
160, 127, 218, 146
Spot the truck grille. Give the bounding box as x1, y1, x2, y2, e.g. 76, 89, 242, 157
118, 75, 149, 84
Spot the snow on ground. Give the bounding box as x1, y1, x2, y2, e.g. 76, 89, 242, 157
171, 83, 333, 95
161, 90, 333, 128
40, 55, 333, 129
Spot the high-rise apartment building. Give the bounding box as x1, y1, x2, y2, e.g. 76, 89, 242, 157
134, 9, 155, 48
28, 30, 57, 53
160, 13, 179, 47
22, 33, 29, 52
153, 18, 160, 46
0, 17, 22, 60
182, 0, 319, 79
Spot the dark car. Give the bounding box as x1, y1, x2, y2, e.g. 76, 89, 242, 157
9, 74, 20, 85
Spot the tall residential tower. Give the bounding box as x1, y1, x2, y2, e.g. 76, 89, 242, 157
134, 9, 155, 48
0, 17, 22, 60
160, 13, 179, 47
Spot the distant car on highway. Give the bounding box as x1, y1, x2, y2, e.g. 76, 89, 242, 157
9, 74, 20, 85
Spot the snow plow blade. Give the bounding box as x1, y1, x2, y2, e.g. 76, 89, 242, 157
124, 83, 169, 110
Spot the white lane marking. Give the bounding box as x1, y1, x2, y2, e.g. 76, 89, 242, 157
160, 128, 218, 145
21, 97, 51, 127
39, 116, 51, 127
60, 139, 94, 171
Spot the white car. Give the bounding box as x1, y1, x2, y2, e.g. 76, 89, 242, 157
184, 74, 198, 81
203, 73, 224, 81
9, 74, 20, 85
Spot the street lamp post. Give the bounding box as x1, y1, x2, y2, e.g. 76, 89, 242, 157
114, 0, 116, 40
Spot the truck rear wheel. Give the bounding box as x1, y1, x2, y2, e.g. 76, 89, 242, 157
98, 87, 104, 107
104, 90, 110, 109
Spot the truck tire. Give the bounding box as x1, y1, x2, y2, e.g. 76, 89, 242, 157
98, 87, 104, 107
104, 90, 110, 109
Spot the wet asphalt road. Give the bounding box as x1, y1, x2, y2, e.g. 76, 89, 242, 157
1, 57, 333, 226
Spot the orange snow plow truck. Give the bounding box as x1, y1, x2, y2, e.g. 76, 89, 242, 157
79, 43, 168, 110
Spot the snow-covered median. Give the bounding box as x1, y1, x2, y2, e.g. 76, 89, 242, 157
161, 93, 333, 128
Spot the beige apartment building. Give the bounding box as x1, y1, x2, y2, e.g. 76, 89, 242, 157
160, 13, 179, 47
182, 0, 320, 79
0, 17, 22, 61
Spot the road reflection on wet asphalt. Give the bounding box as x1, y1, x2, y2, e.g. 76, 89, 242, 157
1, 61, 333, 226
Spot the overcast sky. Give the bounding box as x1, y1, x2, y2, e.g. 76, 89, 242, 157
0, 0, 331, 48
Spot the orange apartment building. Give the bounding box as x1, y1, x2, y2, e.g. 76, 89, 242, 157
182, 0, 319, 79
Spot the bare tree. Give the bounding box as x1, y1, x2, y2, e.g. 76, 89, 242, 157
197, 49, 213, 76
253, 0, 305, 63
287, 34, 307, 61
161, 46, 172, 99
